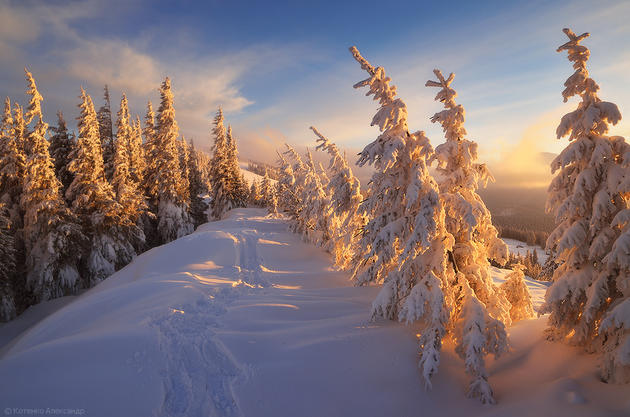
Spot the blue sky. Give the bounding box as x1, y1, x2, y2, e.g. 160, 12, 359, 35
1, 0, 629, 187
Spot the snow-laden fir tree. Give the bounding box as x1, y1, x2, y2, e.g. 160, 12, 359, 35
21, 70, 84, 300
0, 204, 16, 321
426, 69, 511, 322
425, 68, 513, 402
48, 111, 75, 197
348, 47, 457, 395
67, 87, 139, 285
276, 151, 301, 217
209, 109, 235, 219
97, 85, 115, 181
0, 98, 25, 229
311, 126, 364, 269
112, 94, 147, 239
260, 168, 273, 207
143, 100, 158, 206
300, 148, 331, 245
226, 126, 248, 207
499, 265, 535, 323
187, 139, 209, 227
268, 183, 278, 216
153, 78, 193, 241
249, 179, 261, 206
542, 28, 630, 384
129, 116, 146, 187
282, 144, 310, 235
177, 136, 191, 209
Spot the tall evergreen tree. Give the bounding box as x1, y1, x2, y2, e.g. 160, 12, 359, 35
143, 101, 158, 206
153, 78, 193, 242
48, 111, 75, 196
260, 168, 272, 206
187, 139, 209, 227
0, 204, 16, 321
349, 47, 512, 403
112, 94, 147, 234
282, 144, 309, 234
0, 98, 25, 228
226, 126, 247, 206
209, 109, 231, 219
68, 88, 139, 285
97, 85, 115, 181
542, 29, 630, 384
129, 116, 146, 187
425, 68, 513, 402
177, 136, 191, 206
21, 70, 84, 300
276, 151, 300, 217
312, 126, 364, 269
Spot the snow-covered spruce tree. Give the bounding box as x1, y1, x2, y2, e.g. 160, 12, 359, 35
21, 71, 84, 300
249, 179, 261, 206
0, 98, 25, 228
129, 116, 146, 188
153, 78, 193, 241
226, 126, 248, 207
112, 94, 147, 243
425, 68, 514, 402
425, 69, 512, 325
268, 183, 278, 216
68, 88, 140, 285
499, 265, 535, 323
276, 151, 301, 217
187, 139, 209, 227
140, 101, 160, 245
48, 111, 75, 197
177, 136, 191, 209
542, 28, 630, 384
143, 100, 158, 206
312, 126, 364, 269
209, 109, 239, 219
301, 148, 331, 245
282, 144, 309, 234
97, 85, 115, 181
260, 168, 272, 206
0, 204, 16, 321
348, 46, 461, 396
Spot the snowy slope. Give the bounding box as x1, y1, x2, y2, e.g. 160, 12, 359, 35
1, 209, 628, 417
503, 237, 549, 263
239, 161, 276, 185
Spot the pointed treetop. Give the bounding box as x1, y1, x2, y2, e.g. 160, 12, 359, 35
425, 69, 457, 109
557, 28, 590, 53
2, 97, 12, 126
24, 68, 44, 124
56, 110, 67, 129
349, 46, 376, 76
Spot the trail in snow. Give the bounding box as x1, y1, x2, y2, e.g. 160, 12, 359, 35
1, 208, 628, 417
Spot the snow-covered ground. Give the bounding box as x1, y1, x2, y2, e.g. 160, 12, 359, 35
1, 209, 628, 417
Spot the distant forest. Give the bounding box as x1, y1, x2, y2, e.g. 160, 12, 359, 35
479, 186, 554, 248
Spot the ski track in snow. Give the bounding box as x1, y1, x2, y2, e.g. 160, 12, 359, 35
151, 287, 244, 417
235, 229, 269, 288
